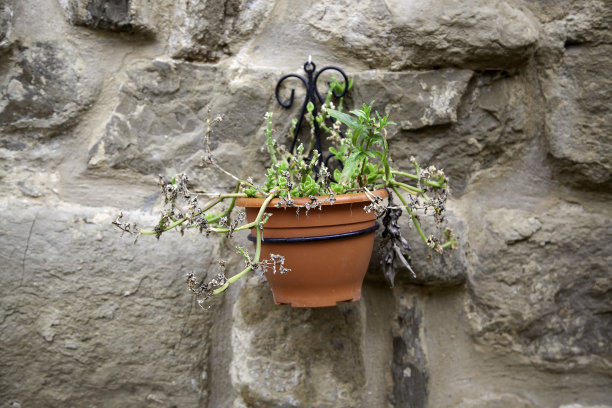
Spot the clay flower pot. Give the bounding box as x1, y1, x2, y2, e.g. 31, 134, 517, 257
236, 189, 388, 307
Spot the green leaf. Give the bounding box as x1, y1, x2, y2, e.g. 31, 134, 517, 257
333, 168, 342, 181
363, 150, 379, 159
328, 109, 358, 129
351, 125, 363, 145
350, 109, 368, 121
340, 151, 362, 182
330, 183, 345, 194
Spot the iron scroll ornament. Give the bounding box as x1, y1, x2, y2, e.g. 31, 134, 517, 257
275, 60, 349, 166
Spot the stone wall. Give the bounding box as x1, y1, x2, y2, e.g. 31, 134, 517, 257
1, 0, 610, 407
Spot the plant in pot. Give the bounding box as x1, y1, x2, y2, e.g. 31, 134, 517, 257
114, 80, 456, 308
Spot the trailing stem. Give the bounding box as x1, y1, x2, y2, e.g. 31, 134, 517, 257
212, 191, 275, 295
115, 99, 458, 300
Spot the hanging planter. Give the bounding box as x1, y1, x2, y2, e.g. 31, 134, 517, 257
236, 189, 388, 307
114, 59, 457, 308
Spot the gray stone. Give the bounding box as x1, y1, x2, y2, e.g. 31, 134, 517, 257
534, 19, 567, 69
57, 0, 154, 34
528, 1, 612, 68
405, 210, 467, 287
352, 69, 473, 131
565, 0, 612, 45
368, 209, 467, 288
0, 142, 67, 202
382, 70, 533, 194
0, 0, 13, 53
230, 280, 367, 407
87, 59, 275, 177
0, 41, 101, 136
305, 0, 538, 70
2, 0, 612, 406
457, 393, 535, 408
542, 44, 612, 187
465, 201, 612, 372
168, 0, 274, 62
0, 199, 220, 407
560, 405, 612, 408
390, 292, 428, 408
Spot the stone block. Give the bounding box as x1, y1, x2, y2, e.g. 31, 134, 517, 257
0, 0, 13, 53
560, 405, 612, 408
565, 0, 612, 45
305, 0, 538, 70
380, 71, 532, 194
0, 41, 101, 136
352, 69, 473, 131
367, 208, 467, 288
457, 393, 535, 408
57, 0, 154, 33
168, 0, 274, 62
465, 201, 612, 372
230, 280, 367, 407
542, 44, 612, 187
87, 59, 275, 178
0, 199, 220, 406
390, 292, 428, 407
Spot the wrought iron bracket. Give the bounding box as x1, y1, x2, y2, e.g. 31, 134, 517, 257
275, 59, 349, 166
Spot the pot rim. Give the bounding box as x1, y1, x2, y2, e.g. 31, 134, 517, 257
235, 188, 389, 208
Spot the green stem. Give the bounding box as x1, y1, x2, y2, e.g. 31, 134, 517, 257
391, 186, 429, 246
139, 191, 248, 235
441, 240, 454, 249
211, 192, 275, 295
391, 171, 446, 188
391, 170, 419, 180
383, 142, 391, 184
140, 218, 186, 235
212, 264, 252, 295
266, 137, 277, 166
206, 184, 242, 223
390, 180, 424, 194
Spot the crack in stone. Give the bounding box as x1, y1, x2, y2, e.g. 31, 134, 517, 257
19, 214, 37, 288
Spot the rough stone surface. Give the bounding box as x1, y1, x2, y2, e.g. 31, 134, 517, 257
390, 292, 428, 408
87, 59, 275, 177
57, 0, 154, 33
230, 280, 368, 407
0, 0, 13, 52
2, 0, 612, 406
466, 201, 612, 372
168, 0, 274, 62
368, 209, 468, 288
305, 0, 539, 70
456, 393, 535, 408
560, 405, 612, 408
0, 200, 218, 407
564, 1, 612, 45
0, 40, 101, 136
385, 70, 535, 194
352, 69, 473, 131
541, 44, 612, 187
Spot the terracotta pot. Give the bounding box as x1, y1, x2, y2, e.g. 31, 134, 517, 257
236, 189, 388, 307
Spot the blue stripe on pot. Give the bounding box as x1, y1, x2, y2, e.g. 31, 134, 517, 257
247, 224, 379, 243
